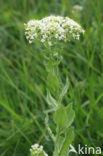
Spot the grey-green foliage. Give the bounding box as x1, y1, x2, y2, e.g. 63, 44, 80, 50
59, 77, 69, 103
1, 0, 103, 156
53, 104, 75, 156
53, 104, 75, 130
46, 91, 58, 108
46, 72, 75, 156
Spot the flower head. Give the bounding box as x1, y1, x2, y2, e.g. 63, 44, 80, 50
24, 15, 84, 46
73, 5, 83, 11
30, 143, 48, 156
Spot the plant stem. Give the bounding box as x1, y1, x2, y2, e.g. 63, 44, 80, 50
53, 127, 60, 156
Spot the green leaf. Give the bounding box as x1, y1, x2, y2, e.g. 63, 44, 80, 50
58, 136, 65, 153
53, 103, 75, 129
59, 77, 69, 102
64, 103, 75, 128
47, 71, 60, 94
53, 105, 67, 128
60, 127, 74, 155
46, 91, 58, 108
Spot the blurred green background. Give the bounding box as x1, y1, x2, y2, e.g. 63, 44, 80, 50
0, 0, 103, 155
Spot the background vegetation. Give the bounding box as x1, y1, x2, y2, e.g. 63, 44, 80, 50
0, 0, 103, 155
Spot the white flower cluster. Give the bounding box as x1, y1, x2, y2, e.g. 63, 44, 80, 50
30, 144, 48, 156
73, 5, 83, 11
24, 15, 84, 46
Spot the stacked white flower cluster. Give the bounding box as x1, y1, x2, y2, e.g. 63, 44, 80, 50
30, 144, 48, 156
24, 15, 84, 46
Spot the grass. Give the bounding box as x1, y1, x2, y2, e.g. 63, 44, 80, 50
0, 0, 103, 155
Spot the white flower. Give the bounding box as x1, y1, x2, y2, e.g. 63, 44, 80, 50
32, 144, 39, 149
26, 36, 29, 39
29, 40, 32, 44
55, 34, 59, 38
76, 34, 80, 40
43, 34, 48, 39
73, 5, 83, 11
33, 33, 38, 38
30, 143, 48, 156
41, 39, 45, 43
48, 41, 52, 46
30, 35, 34, 40
24, 15, 84, 46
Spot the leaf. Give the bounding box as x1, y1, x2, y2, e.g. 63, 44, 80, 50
60, 127, 74, 155
59, 77, 69, 102
53, 105, 67, 128
46, 91, 58, 108
58, 136, 65, 153
64, 103, 75, 128
53, 103, 75, 129
47, 72, 60, 94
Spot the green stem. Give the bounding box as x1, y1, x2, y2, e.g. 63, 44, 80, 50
45, 113, 55, 142
53, 127, 60, 156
